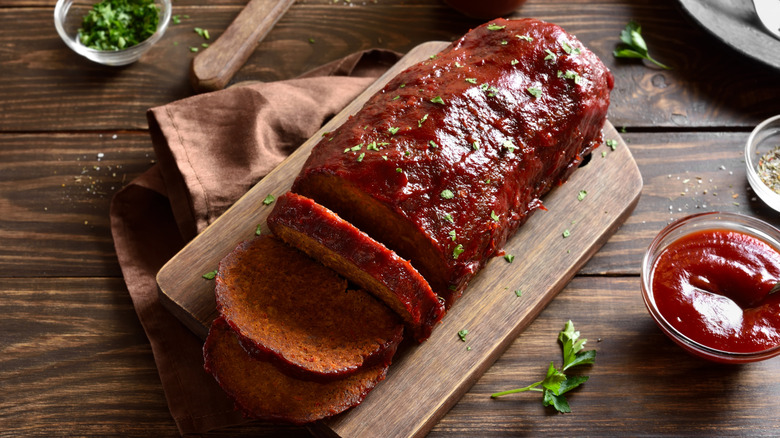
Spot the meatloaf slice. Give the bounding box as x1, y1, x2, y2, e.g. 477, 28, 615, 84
215, 235, 403, 381
292, 18, 613, 305
204, 316, 389, 424
267, 191, 445, 342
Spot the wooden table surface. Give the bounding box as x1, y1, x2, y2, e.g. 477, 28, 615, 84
3, 0, 780, 436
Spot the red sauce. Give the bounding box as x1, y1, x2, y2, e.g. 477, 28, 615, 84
651, 229, 780, 353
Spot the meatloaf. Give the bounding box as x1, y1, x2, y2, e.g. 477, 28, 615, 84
215, 235, 403, 381
268, 191, 445, 342
292, 18, 614, 304
204, 316, 389, 424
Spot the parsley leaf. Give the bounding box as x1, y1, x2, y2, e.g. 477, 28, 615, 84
487, 23, 506, 31
491, 321, 595, 413
613, 21, 671, 69
458, 329, 469, 341
440, 189, 455, 199
430, 96, 445, 104
202, 269, 218, 280
262, 194, 275, 205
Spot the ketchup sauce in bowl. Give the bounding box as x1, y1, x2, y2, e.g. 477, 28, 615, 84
641, 212, 780, 363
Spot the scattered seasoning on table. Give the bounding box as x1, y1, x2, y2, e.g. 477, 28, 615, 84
457, 329, 469, 341
757, 146, 780, 194
202, 269, 217, 280
262, 194, 275, 205
514, 289, 522, 297
78, 0, 160, 50
504, 254, 515, 263
255, 223, 262, 236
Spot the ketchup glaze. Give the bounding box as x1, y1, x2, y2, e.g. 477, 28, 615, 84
642, 212, 780, 363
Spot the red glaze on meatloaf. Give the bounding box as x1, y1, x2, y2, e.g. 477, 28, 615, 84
293, 18, 613, 304
215, 235, 403, 381
204, 316, 389, 424
268, 191, 445, 342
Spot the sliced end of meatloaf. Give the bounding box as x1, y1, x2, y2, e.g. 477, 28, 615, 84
215, 235, 403, 381
204, 316, 389, 424
267, 191, 445, 342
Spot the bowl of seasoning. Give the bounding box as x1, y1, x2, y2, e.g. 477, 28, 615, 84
746, 114, 780, 213
54, 0, 172, 66
641, 212, 780, 364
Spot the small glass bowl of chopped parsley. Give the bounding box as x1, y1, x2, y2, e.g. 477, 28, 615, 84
745, 114, 780, 213
54, 0, 172, 66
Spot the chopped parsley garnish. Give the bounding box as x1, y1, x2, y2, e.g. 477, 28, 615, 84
544, 49, 557, 61
465, 78, 477, 84
453, 244, 464, 259
487, 23, 506, 31
202, 269, 218, 280
503, 139, 516, 153
395, 167, 403, 173
527, 87, 542, 98
490, 210, 500, 222
440, 189, 455, 199
514, 289, 523, 297
560, 41, 580, 55
472, 141, 480, 151
443, 213, 454, 223
458, 329, 469, 341
511, 59, 519, 66
516, 35, 533, 42
430, 96, 445, 104
606, 139, 618, 150
562, 229, 571, 238
78, 0, 161, 50
350, 144, 363, 152
504, 254, 515, 263
388, 126, 400, 135
194, 27, 210, 40
392, 95, 401, 101
455, 62, 464, 68
449, 230, 457, 241
418, 114, 429, 127
429, 140, 439, 148
559, 70, 582, 84
262, 194, 275, 205
357, 152, 365, 162
577, 190, 588, 201
255, 223, 262, 236
491, 321, 596, 413
366, 142, 380, 151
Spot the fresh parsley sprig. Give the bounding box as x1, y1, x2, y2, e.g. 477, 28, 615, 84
491, 320, 595, 413
613, 21, 671, 70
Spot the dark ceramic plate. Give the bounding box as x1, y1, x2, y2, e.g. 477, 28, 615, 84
678, 0, 780, 71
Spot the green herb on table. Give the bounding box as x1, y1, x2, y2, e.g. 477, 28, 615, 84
577, 190, 587, 201
262, 194, 275, 205
562, 229, 571, 238
613, 21, 671, 69
78, 0, 160, 50
255, 223, 262, 236
491, 321, 596, 413
194, 27, 210, 40
458, 329, 469, 341
514, 289, 522, 297
202, 269, 218, 280
504, 254, 515, 263
606, 139, 618, 150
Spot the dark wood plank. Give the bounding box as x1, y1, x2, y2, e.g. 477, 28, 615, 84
581, 131, 780, 276
0, 133, 155, 277
2, 0, 780, 131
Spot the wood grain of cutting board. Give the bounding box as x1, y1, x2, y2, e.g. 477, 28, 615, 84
157, 41, 643, 438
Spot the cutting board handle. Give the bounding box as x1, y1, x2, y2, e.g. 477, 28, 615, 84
190, 0, 295, 93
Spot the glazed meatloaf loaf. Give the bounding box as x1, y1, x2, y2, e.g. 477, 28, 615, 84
204, 316, 390, 424
292, 18, 614, 304
267, 191, 445, 342
215, 235, 403, 381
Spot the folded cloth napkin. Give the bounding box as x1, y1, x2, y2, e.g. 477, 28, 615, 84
109, 49, 402, 435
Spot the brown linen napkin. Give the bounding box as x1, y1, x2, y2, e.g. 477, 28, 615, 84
109, 49, 402, 435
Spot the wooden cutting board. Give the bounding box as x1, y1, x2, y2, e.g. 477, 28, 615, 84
157, 41, 643, 438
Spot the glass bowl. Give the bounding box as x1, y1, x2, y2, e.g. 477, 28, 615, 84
641, 212, 780, 364
54, 0, 172, 66
746, 114, 780, 213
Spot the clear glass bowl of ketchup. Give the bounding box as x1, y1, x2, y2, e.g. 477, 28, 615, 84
641, 212, 780, 363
